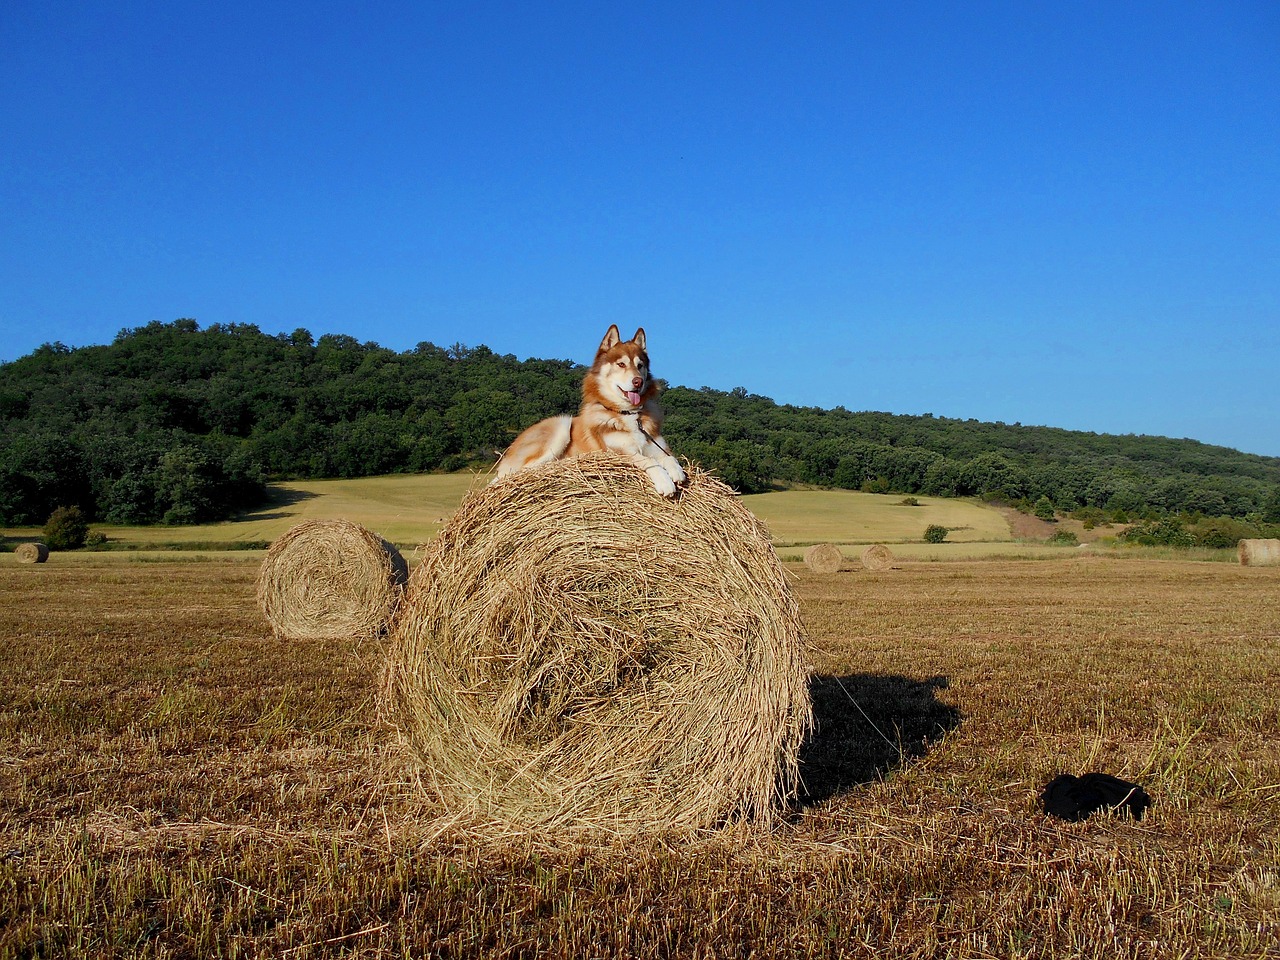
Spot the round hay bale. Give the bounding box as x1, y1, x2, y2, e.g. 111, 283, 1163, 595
1239, 538, 1280, 567
860, 543, 896, 571
803, 543, 843, 574
384, 456, 812, 834
257, 519, 408, 641
14, 542, 49, 564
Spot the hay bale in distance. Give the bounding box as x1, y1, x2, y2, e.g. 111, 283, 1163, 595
803, 542, 843, 574
14, 542, 49, 564
1239, 538, 1280, 567
384, 455, 813, 834
257, 519, 408, 641
861, 544, 896, 571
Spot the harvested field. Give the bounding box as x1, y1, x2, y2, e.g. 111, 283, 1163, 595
2, 555, 1278, 958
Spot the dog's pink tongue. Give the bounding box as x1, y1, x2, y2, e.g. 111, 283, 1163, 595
625, 391, 642, 406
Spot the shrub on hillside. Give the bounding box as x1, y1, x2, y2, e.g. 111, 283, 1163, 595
43, 505, 89, 551
1047, 530, 1079, 546
1033, 496, 1056, 522
1118, 519, 1194, 548
1071, 506, 1107, 525
924, 524, 949, 544
1189, 516, 1266, 550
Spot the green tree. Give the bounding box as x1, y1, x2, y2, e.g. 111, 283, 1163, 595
43, 505, 89, 550
4, 319, 1280, 525
960, 453, 1027, 501
155, 445, 218, 524
1188, 516, 1256, 549
1263, 487, 1280, 524
1119, 519, 1195, 547
1033, 496, 1056, 521
924, 524, 949, 544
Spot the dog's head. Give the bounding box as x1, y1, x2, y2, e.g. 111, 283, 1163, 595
589, 325, 654, 411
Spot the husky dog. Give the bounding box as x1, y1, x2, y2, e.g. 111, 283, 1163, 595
494, 325, 686, 497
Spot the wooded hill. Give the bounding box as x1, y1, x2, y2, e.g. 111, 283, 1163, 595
3, 319, 1279, 528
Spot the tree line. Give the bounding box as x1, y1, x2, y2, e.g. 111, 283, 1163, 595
2, 319, 1278, 529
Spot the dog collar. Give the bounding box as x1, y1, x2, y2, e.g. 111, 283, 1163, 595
620, 409, 640, 417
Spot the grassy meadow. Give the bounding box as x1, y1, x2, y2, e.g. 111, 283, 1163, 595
744, 489, 1009, 545
2, 474, 1277, 957
3, 470, 1100, 561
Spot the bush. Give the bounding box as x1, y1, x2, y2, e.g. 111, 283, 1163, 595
1047, 530, 1079, 546
924, 524, 949, 544
1119, 519, 1195, 548
43, 505, 89, 551
1033, 496, 1056, 522
1189, 516, 1261, 550
1072, 506, 1107, 526
899, 497, 921, 507
85, 530, 109, 549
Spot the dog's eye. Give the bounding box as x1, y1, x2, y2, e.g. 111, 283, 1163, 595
616, 361, 625, 368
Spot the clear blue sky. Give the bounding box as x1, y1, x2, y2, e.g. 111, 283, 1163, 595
3, 2, 1278, 454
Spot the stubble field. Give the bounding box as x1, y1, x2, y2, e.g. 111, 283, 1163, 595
2, 550, 1278, 958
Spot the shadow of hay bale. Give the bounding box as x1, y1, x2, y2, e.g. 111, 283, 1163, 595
797, 674, 961, 807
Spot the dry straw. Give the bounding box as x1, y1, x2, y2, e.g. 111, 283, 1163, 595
861, 543, 896, 571
1238, 538, 1280, 567
14, 542, 49, 564
803, 542, 843, 574
383, 455, 813, 835
257, 519, 408, 641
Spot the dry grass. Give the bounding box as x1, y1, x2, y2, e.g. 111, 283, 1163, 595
2, 554, 1278, 958
384, 457, 812, 834
2, 474, 1011, 556
744, 489, 1010, 545
256, 519, 408, 642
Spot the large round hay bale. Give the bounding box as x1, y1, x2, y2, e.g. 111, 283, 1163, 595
257, 519, 408, 641
14, 542, 49, 564
803, 543, 843, 573
384, 456, 812, 834
860, 543, 896, 571
1239, 538, 1280, 567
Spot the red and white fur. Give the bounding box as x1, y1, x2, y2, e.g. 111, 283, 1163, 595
494, 326, 687, 497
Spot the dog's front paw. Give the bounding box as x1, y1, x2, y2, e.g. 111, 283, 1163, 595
644, 463, 678, 498
665, 457, 687, 487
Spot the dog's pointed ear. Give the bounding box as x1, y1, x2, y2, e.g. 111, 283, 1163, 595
598, 325, 621, 353
631, 328, 646, 351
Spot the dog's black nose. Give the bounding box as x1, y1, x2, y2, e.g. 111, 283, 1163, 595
632, 377, 643, 389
